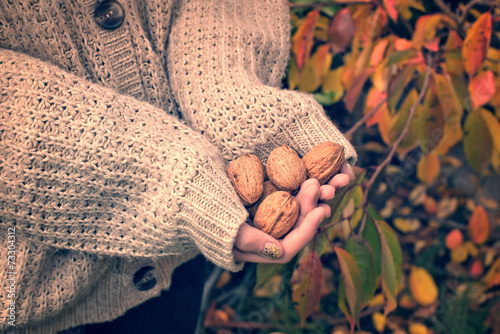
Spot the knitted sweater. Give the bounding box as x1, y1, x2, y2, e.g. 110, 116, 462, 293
0, 0, 357, 332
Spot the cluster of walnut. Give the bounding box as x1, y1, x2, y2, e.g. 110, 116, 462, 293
227, 142, 345, 239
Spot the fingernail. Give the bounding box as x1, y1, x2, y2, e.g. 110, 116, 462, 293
263, 242, 281, 259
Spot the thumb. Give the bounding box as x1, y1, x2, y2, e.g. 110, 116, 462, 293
234, 223, 283, 260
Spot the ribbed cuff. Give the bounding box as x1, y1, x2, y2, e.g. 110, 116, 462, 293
175, 163, 248, 272
274, 93, 357, 165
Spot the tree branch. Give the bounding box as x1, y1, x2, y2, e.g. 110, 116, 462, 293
345, 96, 387, 138
361, 55, 434, 208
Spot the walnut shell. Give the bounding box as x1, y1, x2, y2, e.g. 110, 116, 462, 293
302, 141, 345, 185
266, 145, 307, 193
227, 154, 264, 206
253, 191, 299, 239
248, 180, 279, 218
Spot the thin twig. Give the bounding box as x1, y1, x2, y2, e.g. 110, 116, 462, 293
459, 0, 500, 26
345, 96, 387, 138
288, 1, 375, 9
361, 54, 434, 208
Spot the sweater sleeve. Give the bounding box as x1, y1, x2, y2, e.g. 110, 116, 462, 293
166, 0, 357, 165
0, 49, 248, 271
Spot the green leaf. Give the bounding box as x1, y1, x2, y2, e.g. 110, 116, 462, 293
335, 247, 363, 330
386, 50, 417, 66
291, 250, 324, 327
314, 91, 343, 106
254, 263, 285, 293
345, 238, 377, 306
361, 214, 382, 277
374, 219, 403, 316
338, 278, 356, 332
463, 110, 493, 172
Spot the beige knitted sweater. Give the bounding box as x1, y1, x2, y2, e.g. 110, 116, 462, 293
0, 0, 357, 332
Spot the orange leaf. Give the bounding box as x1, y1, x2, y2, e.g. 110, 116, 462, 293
365, 88, 388, 127
468, 205, 490, 245
292, 10, 320, 72
416, 152, 440, 185
394, 38, 413, 51
462, 12, 492, 77
469, 70, 496, 109
445, 229, 464, 250
370, 38, 389, 67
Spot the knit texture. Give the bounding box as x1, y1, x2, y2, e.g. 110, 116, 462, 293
0, 0, 357, 333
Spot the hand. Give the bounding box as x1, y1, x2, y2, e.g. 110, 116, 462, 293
233, 178, 330, 263
317, 161, 355, 202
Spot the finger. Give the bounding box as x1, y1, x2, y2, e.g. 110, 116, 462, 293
318, 184, 335, 201
342, 162, 355, 181
280, 207, 326, 261
295, 178, 320, 217
328, 173, 351, 189
233, 223, 283, 260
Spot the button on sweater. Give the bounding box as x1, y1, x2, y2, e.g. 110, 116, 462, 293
0, 0, 357, 332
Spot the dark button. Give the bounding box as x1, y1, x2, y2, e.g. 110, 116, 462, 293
133, 266, 157, 291
94, 0, 125, 30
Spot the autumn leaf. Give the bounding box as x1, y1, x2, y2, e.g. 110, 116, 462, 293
463, 110, 493, 172
469, 70, 496, 109
388, 65, 416, 112
343, 68, 374, 112
478, 108, 500, 152
445, 229, 464, 250
298, 44, 333, 92
291, 250, 324, 327
468, 205, 491, 245
335, 247, 363, 330
415, 87, 445, 154
393, 217, 421, 234
364, 87, 388, 127
416, 152, 440, 185
292, 10, 320, 72
484, 257, 500, 288
408, 266, 438, 306
462, 12, 492, 77
383, 0, 398, 22
328, 8, 356, 54
370, 38, 389, 67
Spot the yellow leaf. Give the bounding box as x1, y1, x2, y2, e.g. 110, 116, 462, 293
378, 105, 393, 145
484, 257, 500, 288
393, 217, 421, 234
254, 275, 282, 298
368, 293, 386, 307
450, 244, 469, 263
409, 266, 438, 306
416, 152, 440, 185
409, 323, 430, 334
322, 67, 345, 98
433, 123, 463, 156
372, 312, 386, 333
479, 108, 500, 152
287, 60, 300, 90
468, 205, 491, 245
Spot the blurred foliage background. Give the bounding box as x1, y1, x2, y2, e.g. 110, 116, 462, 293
201, 1, 500, 333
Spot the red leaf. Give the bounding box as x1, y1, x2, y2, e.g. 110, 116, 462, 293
291, 251, 324, 327
328, 8, 356, 54
343, 68, 374, 113
462, 12, 492, 77
292, 10, 320, 71
469, 70, 496, 109
468, 205, 491, 245
383, 0, 398, 22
